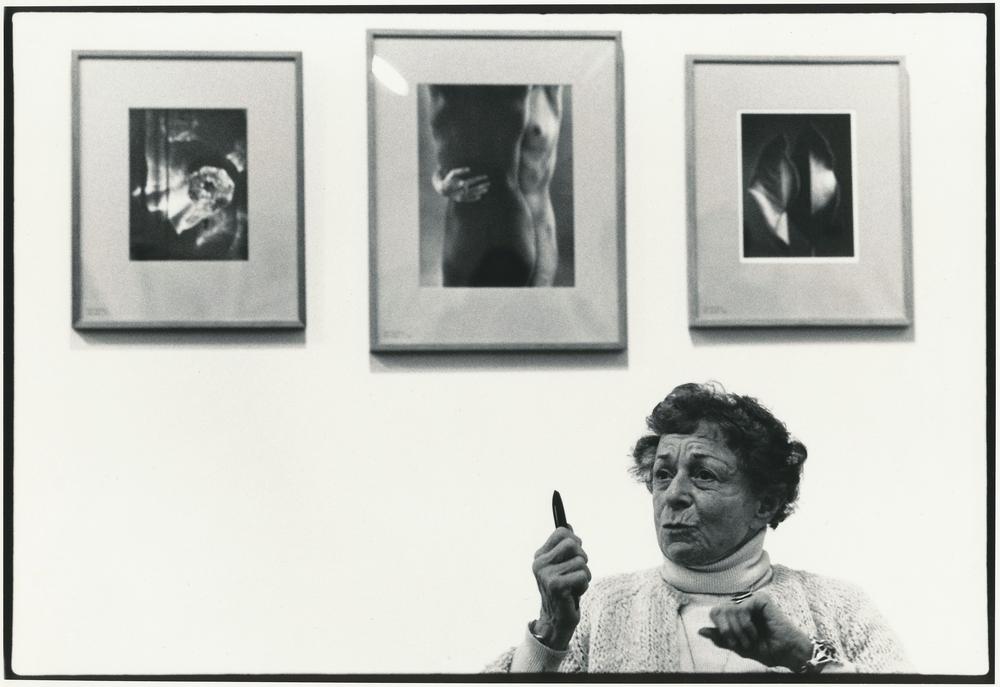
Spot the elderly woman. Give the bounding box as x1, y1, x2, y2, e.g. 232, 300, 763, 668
487, 383, 910, 673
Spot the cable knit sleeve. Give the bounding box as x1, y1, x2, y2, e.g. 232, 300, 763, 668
483, 598, 592, 673
798, 571, 913, 673
482, 632, 589, 672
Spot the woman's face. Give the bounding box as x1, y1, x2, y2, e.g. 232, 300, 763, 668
652, 422, 773, 567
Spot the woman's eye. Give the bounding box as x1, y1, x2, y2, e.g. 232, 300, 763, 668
694, 470, 716, 481
654, 468, 674, 480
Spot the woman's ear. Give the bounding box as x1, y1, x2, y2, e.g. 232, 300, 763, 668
755, 493, 782, 527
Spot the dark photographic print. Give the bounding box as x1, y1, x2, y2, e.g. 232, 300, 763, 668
129, 108, 248, 261
417, 84, 574, 287
740, 113, 854, 259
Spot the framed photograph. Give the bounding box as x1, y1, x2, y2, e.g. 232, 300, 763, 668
686, 56, 913, 327
368, 31, 625, 351
72, 51, 305, 329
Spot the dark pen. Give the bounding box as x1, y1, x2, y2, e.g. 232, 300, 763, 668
551, 490, 579, 610
552, 489, 569, 529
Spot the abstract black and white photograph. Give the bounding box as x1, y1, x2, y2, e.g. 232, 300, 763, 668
129, 108, 248, 261
688, 57, 911, 327
417, 84, 574, 287
73, 51, 303, 329
740, 113, 854, 259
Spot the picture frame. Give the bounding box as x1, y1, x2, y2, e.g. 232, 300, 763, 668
686, 55, 913, 327
72, 51, 305, 329
368, 31, 626, 351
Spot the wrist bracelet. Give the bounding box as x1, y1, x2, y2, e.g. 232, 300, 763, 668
528, 620, 555, 648
797, 636, 838, 674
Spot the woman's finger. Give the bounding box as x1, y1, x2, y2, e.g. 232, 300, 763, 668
534, 527, 582, 556
543, 538, 588, 566
734, 605, 759, 646
533, 539, 586, 573
558, 569, 591, 596
743, 591, 772, 617
551, 554, 589, 577
538, 563, 589, 598
709, 608, 739, 651
721, 607, 753, 652
697, 626, 724, 647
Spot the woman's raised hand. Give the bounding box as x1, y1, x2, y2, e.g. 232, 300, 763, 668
530, 527, 591, 650
698, 592, 814, 671
433, 167, 491, 203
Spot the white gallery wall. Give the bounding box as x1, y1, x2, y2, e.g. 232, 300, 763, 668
11, 9, 988, 676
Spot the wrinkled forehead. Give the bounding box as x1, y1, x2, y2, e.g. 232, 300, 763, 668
654, 421, 736, 462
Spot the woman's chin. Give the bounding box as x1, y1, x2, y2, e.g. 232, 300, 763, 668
661, 540, 710, 567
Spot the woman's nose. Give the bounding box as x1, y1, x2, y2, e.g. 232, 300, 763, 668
664, 473, 693, 507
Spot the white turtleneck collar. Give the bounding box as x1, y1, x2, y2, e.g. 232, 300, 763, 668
659, 528, 772, 595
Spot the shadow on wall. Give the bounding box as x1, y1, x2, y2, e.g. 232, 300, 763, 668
70, 321, 913, 355
370, 348, 628, 373
689, 325, 915, 347
71, 329, 307, 349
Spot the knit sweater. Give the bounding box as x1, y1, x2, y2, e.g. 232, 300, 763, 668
485, 564, 912, 673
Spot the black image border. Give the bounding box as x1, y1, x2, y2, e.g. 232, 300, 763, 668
3, 2, 994, 683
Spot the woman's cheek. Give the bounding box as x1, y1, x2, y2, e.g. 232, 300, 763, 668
651, 490, 671, 517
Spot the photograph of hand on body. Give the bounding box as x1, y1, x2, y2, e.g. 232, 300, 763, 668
487, 383, 910, 674
417, 84, 574, 287
369, 32, 623, 349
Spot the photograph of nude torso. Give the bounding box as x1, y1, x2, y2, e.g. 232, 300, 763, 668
419, 84, 574, 287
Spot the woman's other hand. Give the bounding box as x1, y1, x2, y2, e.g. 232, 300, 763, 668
699, 592, 814, 670
531, 527, 591, 650
432, 167, 490, 202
